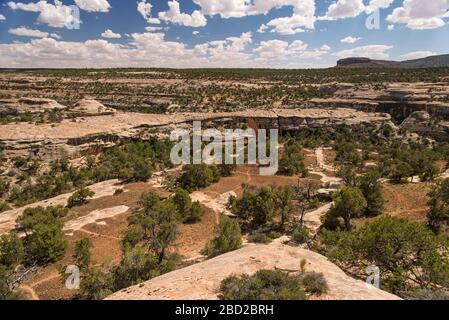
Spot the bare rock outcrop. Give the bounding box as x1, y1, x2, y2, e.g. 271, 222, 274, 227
106, 239, 400, 300
0, 98, 66, 115
400, 111, 449, 139
0, 108, 391, 160
69, 98, 116, 116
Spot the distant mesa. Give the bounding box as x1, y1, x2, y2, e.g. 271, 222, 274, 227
336, 54, 449, 69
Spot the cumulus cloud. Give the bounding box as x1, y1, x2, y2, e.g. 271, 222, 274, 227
191, 0, 316, 34
321, 0, 365, 20
137, 0, 160, 24
334, 44, 393, 59
0, 14, 6, 21
365, 0, 395, 14
145, 26, 163, 32
101, 29, 121, 39
8, 27, 49, 38
74, 0, 110, 12
253, 38, 328, 64
7, 1, 80, 28
0, 29, 331, 69
159, 0, 207, 27
387, 0, 449, 30
401, 51, 436, 59
341, 36, 362, 44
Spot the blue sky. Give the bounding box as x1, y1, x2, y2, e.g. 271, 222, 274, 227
0, 0, 448, 68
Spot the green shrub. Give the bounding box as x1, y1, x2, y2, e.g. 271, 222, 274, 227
16, 206, 68, 264
248, 233, 272, 244
113, 188, 124, 196
0, 179, 9, 198
203, 215, 242, 258
291, 225, 310, 244
0, 265, 23, 300
74, 238, 92, 271
300, 272, 329, 296
0, 234, 24, 269
67, 187, 95, 208
178, 164, 222, 192
172, 188, 205, 223
79, 263, 115, 300
278, 140, 308, 177
114, 246, 177, 290
321, 216, 449, 295
219, 270, 307, 300
0, 203, 11, 213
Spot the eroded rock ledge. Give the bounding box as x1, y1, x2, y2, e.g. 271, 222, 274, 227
0, 108, 391, 159
106, 239, 400, 300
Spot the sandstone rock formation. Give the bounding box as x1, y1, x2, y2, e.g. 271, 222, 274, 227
107, 238, 400, 300
0, 98, 66, 115
69, 98, 116, 116
0, 108, 391, 160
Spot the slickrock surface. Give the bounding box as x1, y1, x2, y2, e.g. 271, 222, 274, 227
107, 239, 400, 300
0, 179, 123, 235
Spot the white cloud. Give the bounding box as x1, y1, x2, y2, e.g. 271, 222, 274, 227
7, 1, 80, 28
365, 0, 395, 14
253, 38, 328, 63
0, 30, 334, 69
257, 24, 268, 33
8, 27, 49, 38
159, 1, 207, 27
74, 0, 110, 12
101, 29, 121, 39
0, 14, 6, 21
321, 0, 365, 20
137, 0, 160, 24
341, 36, 362, 44
192, 0, 316, 34
334, 44, 393, 59
320, 44, 331, 51
388, 24, 395, 30
193, 31, 200, 35
387, 0, 449, 30
145, 26, 163, 32
401, 51, 436, 59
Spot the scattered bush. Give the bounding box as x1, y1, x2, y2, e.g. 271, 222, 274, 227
16, 206, 68, 264
0, 234, 24, 270
248, 233, 272, 244
203, 215, 242, 258
291, 225, 310, 245
67, 187, 95, 208
321, 216, 449, 295
172, 188, 205, 223
0, 203, 11, 213
74, 238, 92, 271
178, 164, 221, 192
219, 270, 307, 300
323, 187, 367, 231
427, 178, 449, 233
278, 140, 308, 177
79, 263, 115, 300
300, 272, 329, 296
113, 188, 124, 196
